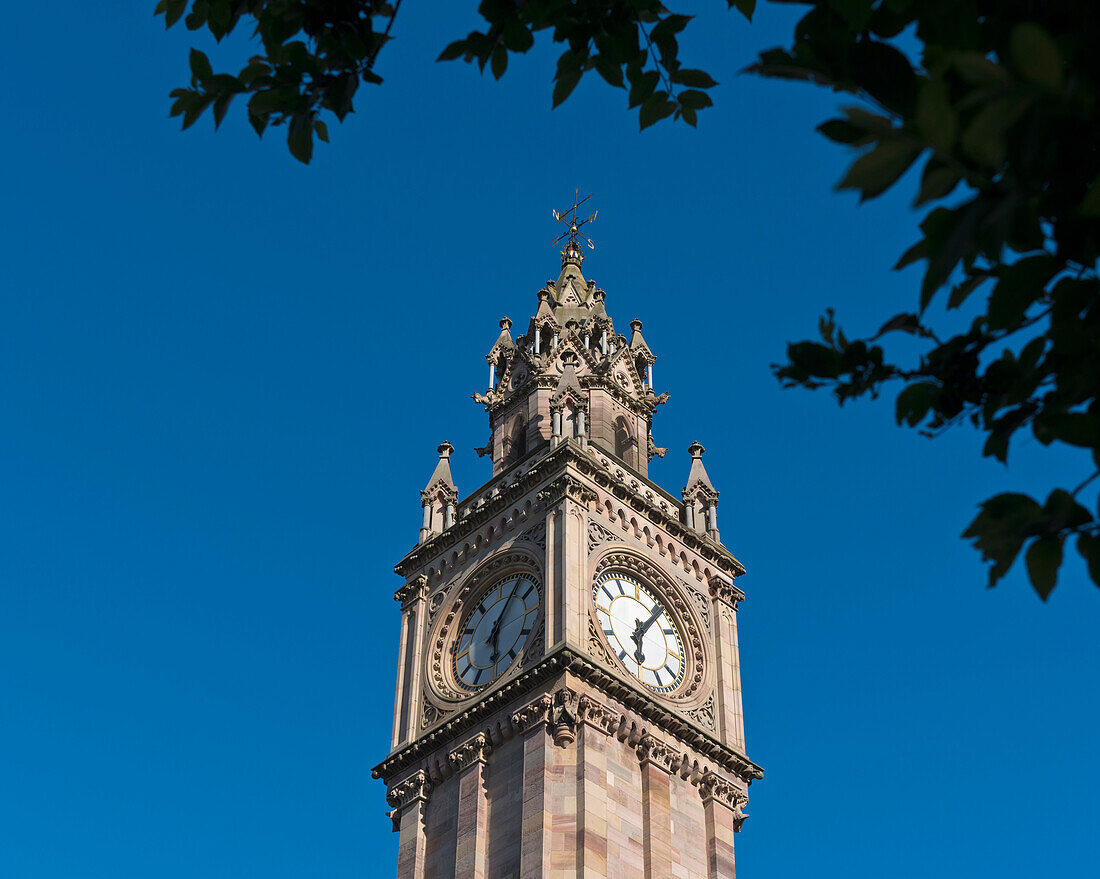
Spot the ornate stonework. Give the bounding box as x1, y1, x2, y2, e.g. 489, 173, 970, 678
377, 237, 760, 879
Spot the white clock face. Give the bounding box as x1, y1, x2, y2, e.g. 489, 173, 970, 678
594, 573, 685, 693
453, 573, 540, 691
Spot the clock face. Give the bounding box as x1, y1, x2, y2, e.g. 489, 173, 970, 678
453, 573, 540, 691
594, 573, 686, 693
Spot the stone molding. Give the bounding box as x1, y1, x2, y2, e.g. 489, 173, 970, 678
386, 685, 749, 824
394, 442, 745, 581
536, 473, 598, 507
373, 647, 763, 789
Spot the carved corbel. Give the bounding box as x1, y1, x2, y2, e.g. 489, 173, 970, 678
510, 693, 553, 733
577, 694, 622, 736
698, 770, 749, 830
386, 769, 434, 831
448, 732, 493, 773
394, 574, 429, 607
636, 731, 682, 774
707, 574, 745, 610
549, 689, 579, 747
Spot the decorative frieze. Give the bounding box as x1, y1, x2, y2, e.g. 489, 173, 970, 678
686, 693, 717, 733
536, 474, 598, 507
636, 732, 682, 774
517, 520, 547, 549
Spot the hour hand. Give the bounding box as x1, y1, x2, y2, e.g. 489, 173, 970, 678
631, 619, 646, 666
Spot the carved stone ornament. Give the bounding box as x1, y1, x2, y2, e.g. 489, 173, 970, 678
686, 693, 717, 733
587, 519, 625, 554
394, 574, 428, 607
448, 732, 493, 772
420, 698, 453, 731
708, 574, 745, 610
510, 693, 553, 733
637, 732, 683, 774
426, 587, 448, 624
587, 614, 617, 666
518, 520, 547, 550
549, 689, 579, 747
592, 549, 711, 703
577, 694, 623, 736
386, 769, 433, 811
426, 551, 543, 704
698, 770, 749, 828
536, 474, 598, 507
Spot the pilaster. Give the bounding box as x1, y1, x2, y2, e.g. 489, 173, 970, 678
637, 733, 676, 879
387, 770, 432, 879
451, 733, 492, 879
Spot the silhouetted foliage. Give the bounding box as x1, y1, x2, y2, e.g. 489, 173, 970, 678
159, 0, 1100, 598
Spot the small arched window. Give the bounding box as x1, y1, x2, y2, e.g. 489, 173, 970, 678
614, 416, 636, 467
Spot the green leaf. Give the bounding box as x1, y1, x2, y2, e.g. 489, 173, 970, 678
787, 342, 841, 378
1025, 536, 1062, 600
437, 39, 468, 62
212, 92, 234, 129
818, 119, 870, 145
189, 48, 213, 82
960, 95, 1030, 168
1036, 413, 1100, 449
159, 0, 187, 28
837, 138, 923, 202
287, 113, 313, 164
593, 56, 624, 88
825, 0, 874, 31
950, 52, 1009, 87
732, 0, 756, 22
962, 492, 1043, 589
1009, 23, 1064, 90
895, 381, 939, 427
552, 68, 582, 108
639, 92, 677, 130
628, 70, 660, 109
915, 160, 960, 207
313, 118, 329, 143
914, 80, 957, 152
677, 89, 713, 111
1077, 533, 1100, 589
672, 68, 717, 89
491, 46, 508, 80
987, 255, 1058, 330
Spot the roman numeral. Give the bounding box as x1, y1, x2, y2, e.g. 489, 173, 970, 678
473, 668, 485, 685
603, 627, 614, 636
520, 627, 531, 636
663, 663, 676, 680
617, 649, 628, 662
662, 628, 674, 635
653, 668, 664, 686
601, 585, 615, 601
618, 581, 627, 595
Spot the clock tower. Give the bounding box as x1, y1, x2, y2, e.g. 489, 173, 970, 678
374, 211, 762, 879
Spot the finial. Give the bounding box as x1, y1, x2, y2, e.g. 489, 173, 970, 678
500, 317, 512, 330
438, 441, 454, 459
630, 319, 643, 332
689, 441, 705, 459
552, 189, 597, 267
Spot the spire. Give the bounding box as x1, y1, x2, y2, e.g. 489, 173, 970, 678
683, 442, 720, 542
491, 317, 513, 353
684, 441, 716, 494
423, 441, 457, 494
629, 319, 654, 359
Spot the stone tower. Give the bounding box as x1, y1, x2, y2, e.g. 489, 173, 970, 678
374, 232, 762, 879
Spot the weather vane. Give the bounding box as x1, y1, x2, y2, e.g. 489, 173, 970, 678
552, 189, 597, 261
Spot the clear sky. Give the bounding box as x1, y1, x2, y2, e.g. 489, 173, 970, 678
2, 3, 1096, 878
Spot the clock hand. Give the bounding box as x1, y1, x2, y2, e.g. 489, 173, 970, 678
630, 605, 665, 666
488, 589, 518, 663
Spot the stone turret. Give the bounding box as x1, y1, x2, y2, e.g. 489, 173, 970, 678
419, 442, 458, 543
473, 250, 665, 478
682, 441, 720, 541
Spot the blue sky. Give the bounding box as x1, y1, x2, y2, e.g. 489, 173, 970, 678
1, 3, 1096, 877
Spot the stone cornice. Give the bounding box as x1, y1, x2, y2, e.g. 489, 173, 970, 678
708, 574, 746, 611
448, 732, 492, 772
372, 644, 762, 787
394, 574, 428, 608
394, 442, 745, 580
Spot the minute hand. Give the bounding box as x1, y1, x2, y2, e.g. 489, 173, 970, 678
631, 605, 664, 665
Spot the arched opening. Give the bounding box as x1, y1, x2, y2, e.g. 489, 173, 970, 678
501, 416, 527, 468
614, 416, 637, 468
